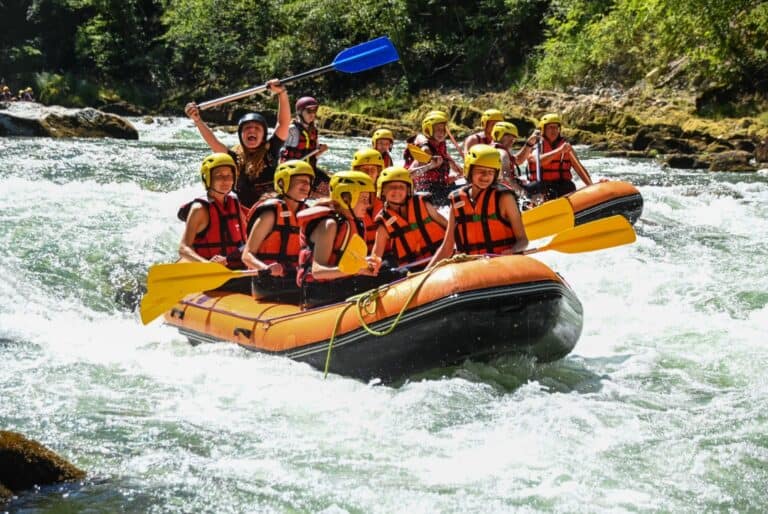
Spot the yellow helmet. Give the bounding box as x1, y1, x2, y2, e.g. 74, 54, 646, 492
371, 128, 394, 147
463, 144, 501, 179
421, 110, 448, 138
25, 87, 32, 93
480, 109, 504, 128
491, 121, 519, 142
274, 159, 315, 195
539, 113, 562, 130
200, 153, 237, 189
350, 148, 385, 170
329, 170, 376, 209
2, 86, 9, 92
376, 166, 413, 199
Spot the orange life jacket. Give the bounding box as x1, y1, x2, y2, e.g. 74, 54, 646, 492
177, 193, 246, 268
363, 196, 384, 252
296, 206, 363, 285
527, 136, 572, 182
280, 120, 318, 167
375, 193, 446, 264
245, 197, 305, 270
449, 184, 519, 255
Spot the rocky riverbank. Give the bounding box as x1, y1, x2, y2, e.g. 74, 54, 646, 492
309, 88, 768, 173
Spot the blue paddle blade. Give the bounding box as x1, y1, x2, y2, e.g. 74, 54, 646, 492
332, 36, 400, 73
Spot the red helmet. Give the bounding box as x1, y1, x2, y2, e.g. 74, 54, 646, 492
295, 96, 319, 112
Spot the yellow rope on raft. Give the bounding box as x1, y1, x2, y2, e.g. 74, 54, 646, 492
322, 254, 482, 378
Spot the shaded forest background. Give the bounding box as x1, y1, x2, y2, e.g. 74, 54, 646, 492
1, 0, 767, 116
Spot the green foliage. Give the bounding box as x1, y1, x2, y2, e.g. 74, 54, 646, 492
2, 0, 766, 109
35, 72, 100, 107
534, 0, 768, 93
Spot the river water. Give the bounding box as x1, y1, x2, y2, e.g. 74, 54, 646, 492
1, 118, 767, 513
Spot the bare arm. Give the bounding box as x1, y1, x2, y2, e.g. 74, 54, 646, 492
179, 203, 227, 263
242, 209, 284, 275
267, 79, 291, 141
424, 201, 447, 228
463, 133, 479, 153
513, 133, 538, 165
310, 220, 365, 279
372, 225, 390, 259
185, 102, 228, 154
427, 210, 456, 268
569, 149, 593, 185
499, 193, 528, 255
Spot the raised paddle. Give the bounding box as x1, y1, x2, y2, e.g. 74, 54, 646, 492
521, 197, 575, 240
523, 214, 635, 255
198, 37, 400, 110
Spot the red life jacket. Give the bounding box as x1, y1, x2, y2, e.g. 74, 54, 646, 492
375, 193, 446, 264
405, 134, 451, 191
449, 185, 519, 255
280, 120, 318, 167
296, 206, 362, 285
527, 136, 572, 182
177, 193, 246, 268
382, 152, 394, 168
245, 197, 305, 270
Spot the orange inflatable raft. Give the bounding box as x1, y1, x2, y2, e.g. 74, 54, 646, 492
568, 180, 643, 226
162, 254, 583, 383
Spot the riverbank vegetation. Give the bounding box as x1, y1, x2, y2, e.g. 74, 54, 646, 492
1, 0, 766, 116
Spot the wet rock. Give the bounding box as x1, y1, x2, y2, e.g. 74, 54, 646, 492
755, 139, 768, 161
99, 100, 145, 116
707, 150, 755, 172
732, 139, 755, 153
317, 108, 412, 138
0, 431, 85, 498
0, 483, 11, 502
647, 136, 700, 154
0, 102, 138, 139
664, 154, 706, 169
605, 150, 649, 158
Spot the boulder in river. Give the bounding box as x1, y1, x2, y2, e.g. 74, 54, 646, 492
0, 101, 138, 140
0, 430, 85, 503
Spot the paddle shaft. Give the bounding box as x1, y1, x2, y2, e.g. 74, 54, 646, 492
199, 65, 334, 110
535, 135, 542, 183
445, 126, 464, 159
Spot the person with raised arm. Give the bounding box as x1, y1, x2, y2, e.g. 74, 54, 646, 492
184, 79, 290, 208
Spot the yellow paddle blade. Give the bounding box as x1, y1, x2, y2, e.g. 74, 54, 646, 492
521, 197, 575, 240
139, 292, 183, 325
146, 262, 239, 296
407, 143, 432, 164
337, 234, 368, 274
530, 215, 636, 255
